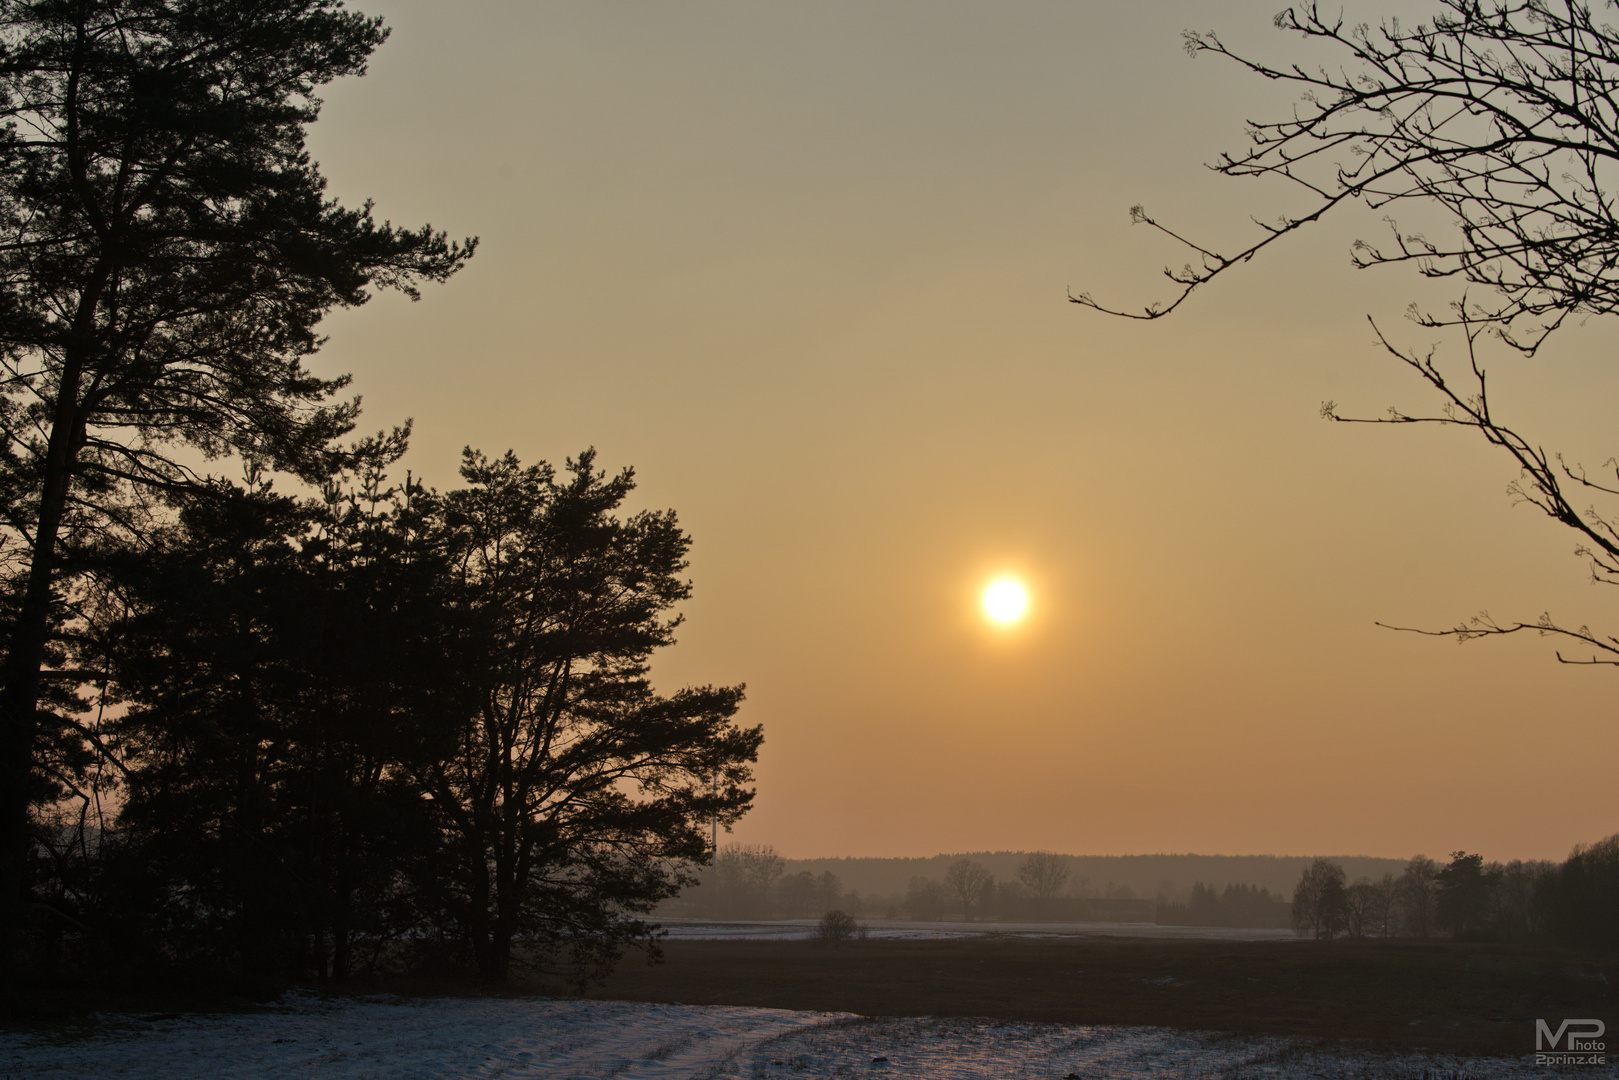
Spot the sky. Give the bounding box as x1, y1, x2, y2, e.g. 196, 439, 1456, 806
301, 0, 1618, 862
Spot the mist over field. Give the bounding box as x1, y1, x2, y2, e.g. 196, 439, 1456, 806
771, 851, 1408, 901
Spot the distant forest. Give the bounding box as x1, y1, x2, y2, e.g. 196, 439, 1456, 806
1291, 844, 1619, 947
664, 849, 1381, 927
763, 852, 1407, 901
669, 843, 1619, 945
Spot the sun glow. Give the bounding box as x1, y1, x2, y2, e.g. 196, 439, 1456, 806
982, 578, 1029, 624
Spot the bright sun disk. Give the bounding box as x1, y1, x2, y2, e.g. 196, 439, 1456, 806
983, 579, 1028, 623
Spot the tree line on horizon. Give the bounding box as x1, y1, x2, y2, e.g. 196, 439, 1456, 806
677, 842, 1619, 946
672, 847, 1292, 929
1291, 839, 1619, 947
770, 851, 1409, 903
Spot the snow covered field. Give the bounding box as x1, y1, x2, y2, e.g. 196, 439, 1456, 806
1, 993, 1577, 1079
657, 919, 1299, 942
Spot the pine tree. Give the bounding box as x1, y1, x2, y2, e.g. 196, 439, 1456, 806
416, 449, 758, 984
0, 0, 473, 967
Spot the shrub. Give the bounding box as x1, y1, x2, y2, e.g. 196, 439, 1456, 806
815, 910, 864, 944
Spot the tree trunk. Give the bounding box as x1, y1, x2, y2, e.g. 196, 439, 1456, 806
465, 838, 500, 981
479, 875, 518, 983
0, 344, 90, 974
331, 922, 350, 984
482, 928, 511, 983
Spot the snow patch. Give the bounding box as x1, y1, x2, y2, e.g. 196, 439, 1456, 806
1, 993, 1567, 1079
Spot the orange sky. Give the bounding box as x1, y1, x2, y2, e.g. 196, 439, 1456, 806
304, 0, 1616, 862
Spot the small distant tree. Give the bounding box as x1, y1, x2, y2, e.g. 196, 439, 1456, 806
1494, 859, 1555, 941
1396, 855, 1440, 939
993, 878, 1026, 921
705, 845, 785, 920
1218, 883, 1286, 929
1292, 858, 1347, 939
777, 870, 817, 919
904, 875, 946, 921
814, 870, 843, 915
1368, 873, 1400, 938
1538, 834, 1619, 949
1342, 880, 1382, 939
943, 858, 994, 921
1186, 882, 1222, 927
1016, 851, 1069, 916
814, 909, 863, 944
1436, 851, 1502, 939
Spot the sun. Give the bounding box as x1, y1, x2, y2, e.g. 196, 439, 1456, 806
982, 578, 1029, 624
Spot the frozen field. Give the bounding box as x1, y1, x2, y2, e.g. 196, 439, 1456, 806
0, 992, 1579, 1079
658, 919, 1299, 942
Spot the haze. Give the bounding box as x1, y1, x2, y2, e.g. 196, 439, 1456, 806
303, 0, 1615, 861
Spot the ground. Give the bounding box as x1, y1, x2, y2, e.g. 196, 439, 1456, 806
594, 935, 1615, 1056
3, 931, 1614, 1078
0, 994, 1592, 1078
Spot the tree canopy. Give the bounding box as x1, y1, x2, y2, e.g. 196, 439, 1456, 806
39, 442, 759, 987
0, 0, 474, 966
2, 2, 760, 996
1078, 0, 1619, 348
1079, 0, 1619, 667
415, 449, 757, 983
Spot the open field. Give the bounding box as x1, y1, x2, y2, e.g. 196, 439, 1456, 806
5, 936, 1613, 1076
0, 993, 1585, 1079
592, 936, 1618, 1056
656, 919, 1297, 942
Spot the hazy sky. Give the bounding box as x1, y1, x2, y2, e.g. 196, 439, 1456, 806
304, 0, 1617, 862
